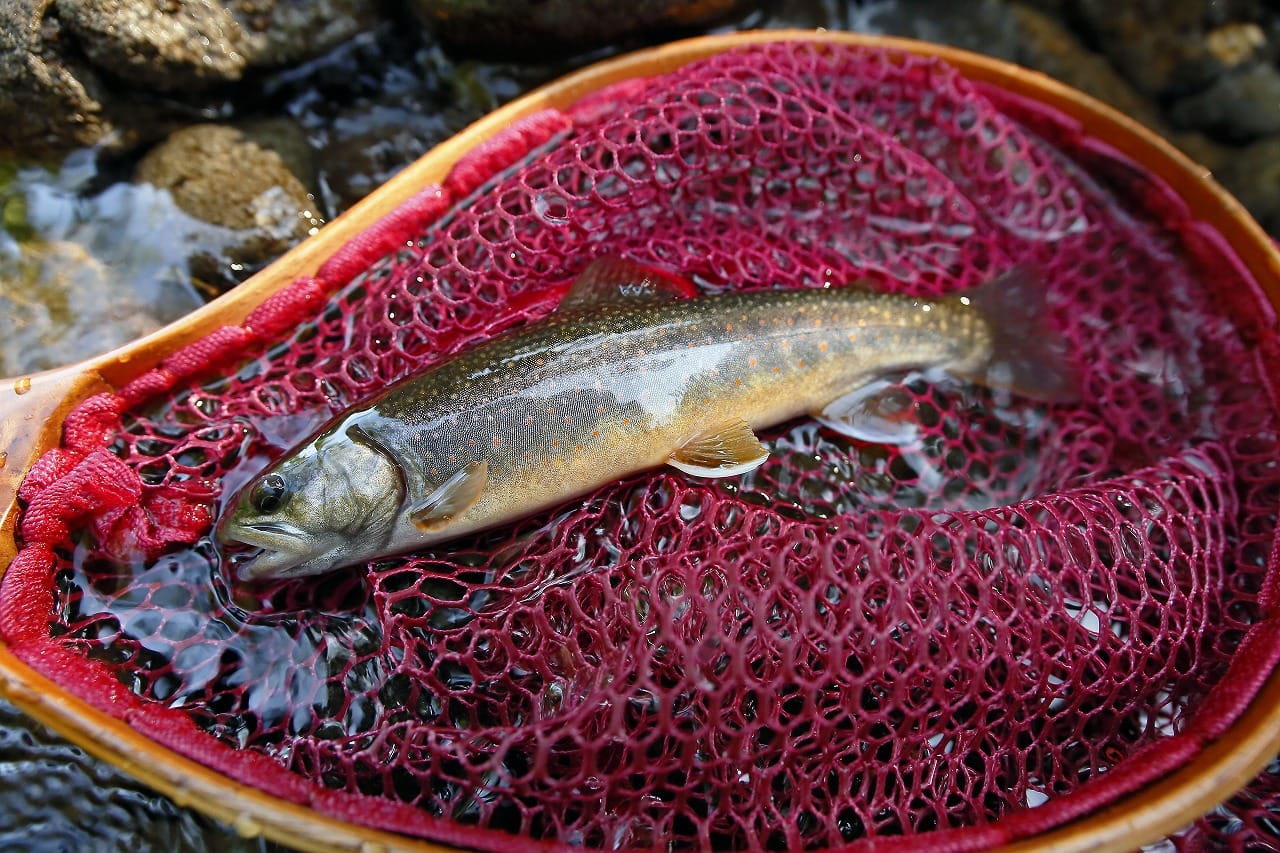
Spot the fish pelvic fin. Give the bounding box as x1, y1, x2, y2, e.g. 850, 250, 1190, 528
409, 460, 489, 532
559, 255, 697, 312
814, 379, 921, 445
956, 265, 1079, 403
669, 419, 770, 478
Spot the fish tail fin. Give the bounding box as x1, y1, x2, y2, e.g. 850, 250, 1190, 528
958, 265, 1079, 403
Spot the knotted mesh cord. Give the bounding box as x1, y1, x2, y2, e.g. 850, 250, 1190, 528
6, 42, 1280, 850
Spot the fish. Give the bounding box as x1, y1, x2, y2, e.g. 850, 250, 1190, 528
217, 257, 1074, 580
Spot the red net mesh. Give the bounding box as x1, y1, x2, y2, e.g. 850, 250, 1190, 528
6, 41, 1280, 850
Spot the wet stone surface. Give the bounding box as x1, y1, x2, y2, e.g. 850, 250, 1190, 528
0, 0, 1278, 850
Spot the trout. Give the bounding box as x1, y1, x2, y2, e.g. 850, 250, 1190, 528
218, 258, 1071, 579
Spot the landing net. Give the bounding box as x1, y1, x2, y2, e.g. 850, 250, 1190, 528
7, 41, 1280, 850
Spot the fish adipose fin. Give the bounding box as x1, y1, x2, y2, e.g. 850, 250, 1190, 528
815, 379, 921, 445
669, 419, 770, 477
958, 265, 1079, 403
559, 255, 697, 312
409, 460, 489, 532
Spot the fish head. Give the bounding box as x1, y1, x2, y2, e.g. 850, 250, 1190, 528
218, 432, 404, 580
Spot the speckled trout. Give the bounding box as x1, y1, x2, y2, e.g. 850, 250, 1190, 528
218, 258, 1071, 579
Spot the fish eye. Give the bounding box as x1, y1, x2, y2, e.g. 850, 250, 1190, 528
251, 474, 289, 514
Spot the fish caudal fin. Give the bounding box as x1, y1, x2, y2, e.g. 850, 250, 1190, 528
960, 266, 1079, 403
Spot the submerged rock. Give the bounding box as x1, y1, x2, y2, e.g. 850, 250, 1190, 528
135, 123, 321, 272
411, 0, 752, 52
0, 240, 172, 374
0, 149, 269, 375
1169, 62, 1280, 141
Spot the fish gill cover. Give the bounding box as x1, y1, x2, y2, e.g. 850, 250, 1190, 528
5, 40, 1280, 850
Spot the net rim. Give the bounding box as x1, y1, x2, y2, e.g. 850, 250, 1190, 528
0, 29, 1278, 853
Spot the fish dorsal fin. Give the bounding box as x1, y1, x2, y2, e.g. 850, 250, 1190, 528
559, 256, 695, 312
409, 460, 488, 532
668, 419, 770, 478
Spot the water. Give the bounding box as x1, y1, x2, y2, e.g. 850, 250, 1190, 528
0, 695, 269, 853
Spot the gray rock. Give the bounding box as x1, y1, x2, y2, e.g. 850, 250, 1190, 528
57, 0, 378, 92
1169, 62, 1280, 141
855, 0, 1022, 64
1168, 130, 1230, 176
1008, 3, 1168, 133
1068, 0, 1236, 97
135, 123, 321, 269
1216, 135, 1280, 236
0, 0, 128, 157
411, 0, 752, 53
0, 0, 378, 157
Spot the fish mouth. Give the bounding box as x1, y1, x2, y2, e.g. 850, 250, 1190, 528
219, 521, 313, 580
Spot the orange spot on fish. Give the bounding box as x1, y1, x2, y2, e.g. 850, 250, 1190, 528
734, 378, 742, 386
576, 444, 584, 452
725, 322, 733, 332
819, 342, 828, 351
593, 429, 601, 437
431, 468, 439, 476
448, 454, 457, 463
623, 418, 631, 425
469, 439, 477, 447
536, 358, 544, 366
565, 415, 573, 425
525, 451, 532, 461
493, 437, 501, 447
798, 359, 805, 367
748, 357, 757, 367
552, 439, 560, 447
773, 367, 781, 374
814, 319, 823, 328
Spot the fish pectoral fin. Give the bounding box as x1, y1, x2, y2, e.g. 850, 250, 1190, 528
814, 379, 921, 445
668, 419, 769, 478
558, 255, 695, 312
409, 460, 489, 532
